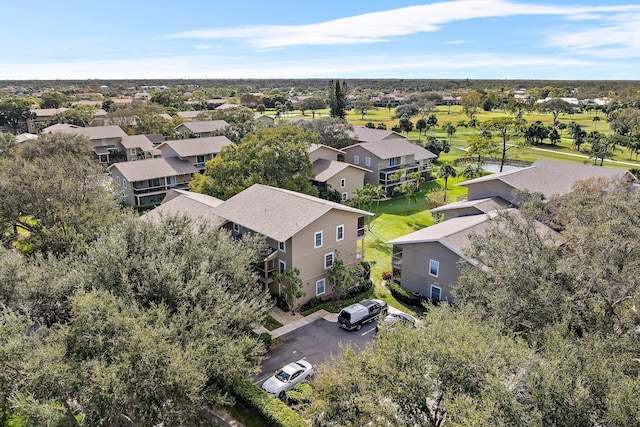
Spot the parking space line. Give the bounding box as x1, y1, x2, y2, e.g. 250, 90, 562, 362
361, 326, 376, 336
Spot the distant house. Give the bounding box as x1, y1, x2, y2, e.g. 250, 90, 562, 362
254, 114, 275, 125
27, 108, 69, 133
156, 136, 234, 172
430, 196, 512, 222
350, 126, 405, 143
176, 111, 203, 121
213, 184, 372, 304
120, 135, 159, 161
15, 133, 38, 143
174, 120, 229, 137
343, 139, 437, 196
309, 143, 343, 163
46, 124, 128, 163
387, 210, 560, 303
108, 157, 198, 206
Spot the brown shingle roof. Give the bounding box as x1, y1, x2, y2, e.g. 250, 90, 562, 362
430, 196, 511, 214
141, 189, 225, 227
108, 157, 197, 181
177, 120, 229, 133
120, 135, 155, 151
312, 159, 370, 182
350, 126, 405, 142
212, 184, 372, 242
48, 125, 127, 140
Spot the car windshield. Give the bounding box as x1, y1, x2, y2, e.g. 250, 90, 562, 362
275, 370, 291, 382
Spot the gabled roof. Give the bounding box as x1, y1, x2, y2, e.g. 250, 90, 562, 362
31, 108, 68, 117
108, 157, 197, 181
176, 120, 229, 133
350, 126, 405, 142
41, 123, 81, 132
212, 184, 372, 242
430, 196, 511, 214
15, 133, 38, 143
120, 135, 155, 151
157, 136, 234, 158
141, 189, 225, 227
459, 160, 635, 199
388, 209, 560, 259
312, 159, 370, 182
344, 139, 437, 161
176, 111, 202, 119
309, 143, 345, 155
47, 125, 127, 140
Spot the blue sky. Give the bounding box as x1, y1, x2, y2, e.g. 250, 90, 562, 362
2, 0, 639, 80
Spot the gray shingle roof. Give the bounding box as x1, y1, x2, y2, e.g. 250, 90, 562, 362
108, 157, 197, 181
345, 139, 437, 161
460, 159, 635, 198
313, 159, 370, 182
157, 136, 234, 157
350, 126, 405, 142
212, 184, 372, 242
120, 135, 155, 151
430, 196, 511, 214
141, 189, 225, 227
177, 120, 229, 133
309, 143, 345, 155
48, 125, 127, 140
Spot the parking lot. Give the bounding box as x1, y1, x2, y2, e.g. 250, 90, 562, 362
252, 312, 378, 385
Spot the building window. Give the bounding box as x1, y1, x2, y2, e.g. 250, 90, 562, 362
279, 260, 286, 274
429, 259, 439, 277
365, 157, 371, 167
314, 231, 323, 248
316, 279, 326, 296
196, 155, 205, 163
430, 284, 442, 301
353, 155, 360, 165
116, 176, 121, 186
324, 252, 334, 269
389, 157, 401, 167
123, 179, 128, 189
336, 225, 344, 241
340, 178, 346, 188
166, 176, 176, 186
233, 223, 240, 233
278, 241, 286, 253
130, 148, 136, 156
342, 192, 348, 202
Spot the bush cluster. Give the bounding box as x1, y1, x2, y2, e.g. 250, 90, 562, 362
232, 380, 309, 427
274, 295, 290, 312
258, 332, 273, 351
388, 281, 429, 307
286, 382, 313, 405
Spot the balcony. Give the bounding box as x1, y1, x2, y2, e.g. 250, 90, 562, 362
391, 252, 403, 268
133, 182, 190, 195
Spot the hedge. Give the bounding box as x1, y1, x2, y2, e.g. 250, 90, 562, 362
232, 379, 309, 427
387, 280, 426, 307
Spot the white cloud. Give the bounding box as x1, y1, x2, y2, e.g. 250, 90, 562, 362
442, 40, 467, 45
194, 44, 214, 49
166, 0, 640, 48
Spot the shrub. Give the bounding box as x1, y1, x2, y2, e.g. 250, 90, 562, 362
387, 281, 425, 307
344, 279, 373, 298
381, 271, 392, 281
258, 332, 273, 351
300, 296, 324, 312
286, 382, 313, 405
232, 379, 309, 427
358, 261, 371, 280
274, 296, 290, 312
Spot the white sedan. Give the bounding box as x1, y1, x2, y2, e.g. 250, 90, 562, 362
262, 359, 314, 398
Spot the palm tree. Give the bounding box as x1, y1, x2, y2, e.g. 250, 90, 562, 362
443, 122, 457, 145
437, 163, 457, 203
593, 115, 601, 130
460, 163, 483, 180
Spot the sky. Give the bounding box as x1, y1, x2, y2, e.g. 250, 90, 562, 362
2, 0, 639, 80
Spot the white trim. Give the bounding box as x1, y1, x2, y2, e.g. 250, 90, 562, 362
365, 156, 371, 167
314, 231, 323, 248
340, 178, 346, 188
429, 259, 439, 277
353, 154, 360, 165
123, 179, 128, 189
342, 192, 348, 202
278, 240, 286, 253
316, 278, 326, 296
116, 176, 121, 186
430, 284, 442, 301
233, 223, 240, 233
336, 224, 344, 242
324, 251, 334, 269
279, 260, 286, 274
130, 148, 136, 156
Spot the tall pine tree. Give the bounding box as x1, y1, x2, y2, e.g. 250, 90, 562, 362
328, 79, 347, 119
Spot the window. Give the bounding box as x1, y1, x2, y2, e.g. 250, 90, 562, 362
365, 156, 371, 167
278, 241, 286, 253
336, 225, 344, 241
316, 279, 326, 296
324, 252, 334, 269
430, 285, 442, 301
389, 157, 401, 167
196, 155, 205, 163
130, 148, 136, 156
314, 231, 323, 248
340, 178, 346, 188
429, 259, 439, 277
166, 176, 176, 186
353, 154, 360, 165
123, 179, 128, 189
116, 176, 121, 186
279, 260, 286, 274
342, 192, 349, 202
233, 223, 240, 233
148, 178, 160, 187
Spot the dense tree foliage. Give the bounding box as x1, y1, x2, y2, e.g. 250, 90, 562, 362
328, 80, 347, 120
191, 125, 319, 199
0, 98, 36, 134
0, 216, 273, 425
0, 134, 125, 254
291, 116, 354, 150
40, 91, 68, 109
50, 105, 97, 127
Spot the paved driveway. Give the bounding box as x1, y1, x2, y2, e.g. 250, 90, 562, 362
252, 313, 377, 385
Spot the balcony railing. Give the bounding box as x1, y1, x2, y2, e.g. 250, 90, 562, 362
133, 182, 189, 195
391, 252, 403, 267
